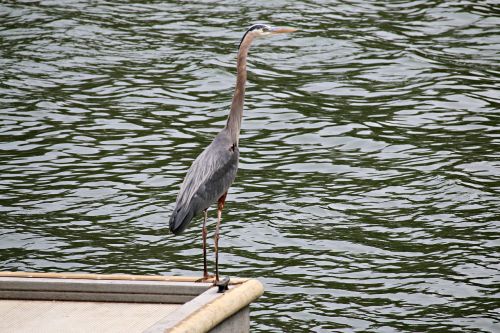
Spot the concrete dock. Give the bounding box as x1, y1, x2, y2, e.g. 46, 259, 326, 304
0, 271, 264, 333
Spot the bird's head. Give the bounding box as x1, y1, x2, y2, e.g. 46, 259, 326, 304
239, 24, 297, 48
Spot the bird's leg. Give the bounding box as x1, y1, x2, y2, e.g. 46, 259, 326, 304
202, 209, 208, 280
214, 192, 227, 283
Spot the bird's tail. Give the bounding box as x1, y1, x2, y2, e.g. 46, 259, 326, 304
169, 206, 194, 235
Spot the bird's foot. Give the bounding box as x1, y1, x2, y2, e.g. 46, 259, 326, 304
196, 274, 215, 283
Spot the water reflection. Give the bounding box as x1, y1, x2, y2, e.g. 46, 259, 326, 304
1, 1, 499, 332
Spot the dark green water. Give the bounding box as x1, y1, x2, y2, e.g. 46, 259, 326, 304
1, 1, 499, 332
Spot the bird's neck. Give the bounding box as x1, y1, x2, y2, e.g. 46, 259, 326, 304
225, 36, 252, 145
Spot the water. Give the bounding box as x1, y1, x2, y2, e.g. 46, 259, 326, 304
1, 1, 499, 332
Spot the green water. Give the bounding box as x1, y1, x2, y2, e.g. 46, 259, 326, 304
1, 1, 499, 332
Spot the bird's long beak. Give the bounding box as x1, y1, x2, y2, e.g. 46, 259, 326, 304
270, 27, 297, 34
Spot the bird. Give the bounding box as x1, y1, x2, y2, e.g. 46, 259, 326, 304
169, 24, 296, 282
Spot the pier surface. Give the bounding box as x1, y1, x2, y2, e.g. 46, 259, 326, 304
0, 271, 264, 333
1, 300, 179, 333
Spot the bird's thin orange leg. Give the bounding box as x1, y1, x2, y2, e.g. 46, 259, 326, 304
202, 209, 208, 280
214, 192, 227, 283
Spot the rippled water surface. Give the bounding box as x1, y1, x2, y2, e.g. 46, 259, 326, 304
1, 1, 499, 332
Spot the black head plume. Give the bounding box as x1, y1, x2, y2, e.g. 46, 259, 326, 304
238, 24, 271, 49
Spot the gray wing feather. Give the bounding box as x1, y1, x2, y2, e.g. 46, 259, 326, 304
169, 132, 239, 235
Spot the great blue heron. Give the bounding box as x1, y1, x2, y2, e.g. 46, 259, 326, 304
169, 24, 296, 282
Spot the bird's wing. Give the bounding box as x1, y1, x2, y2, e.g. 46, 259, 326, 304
169, 134, 239, 234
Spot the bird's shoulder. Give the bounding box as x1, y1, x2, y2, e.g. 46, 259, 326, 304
185, 129, 239, 179
201, 130, 239, 160
175, 129, 239, 206
211, 129, 238, 150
